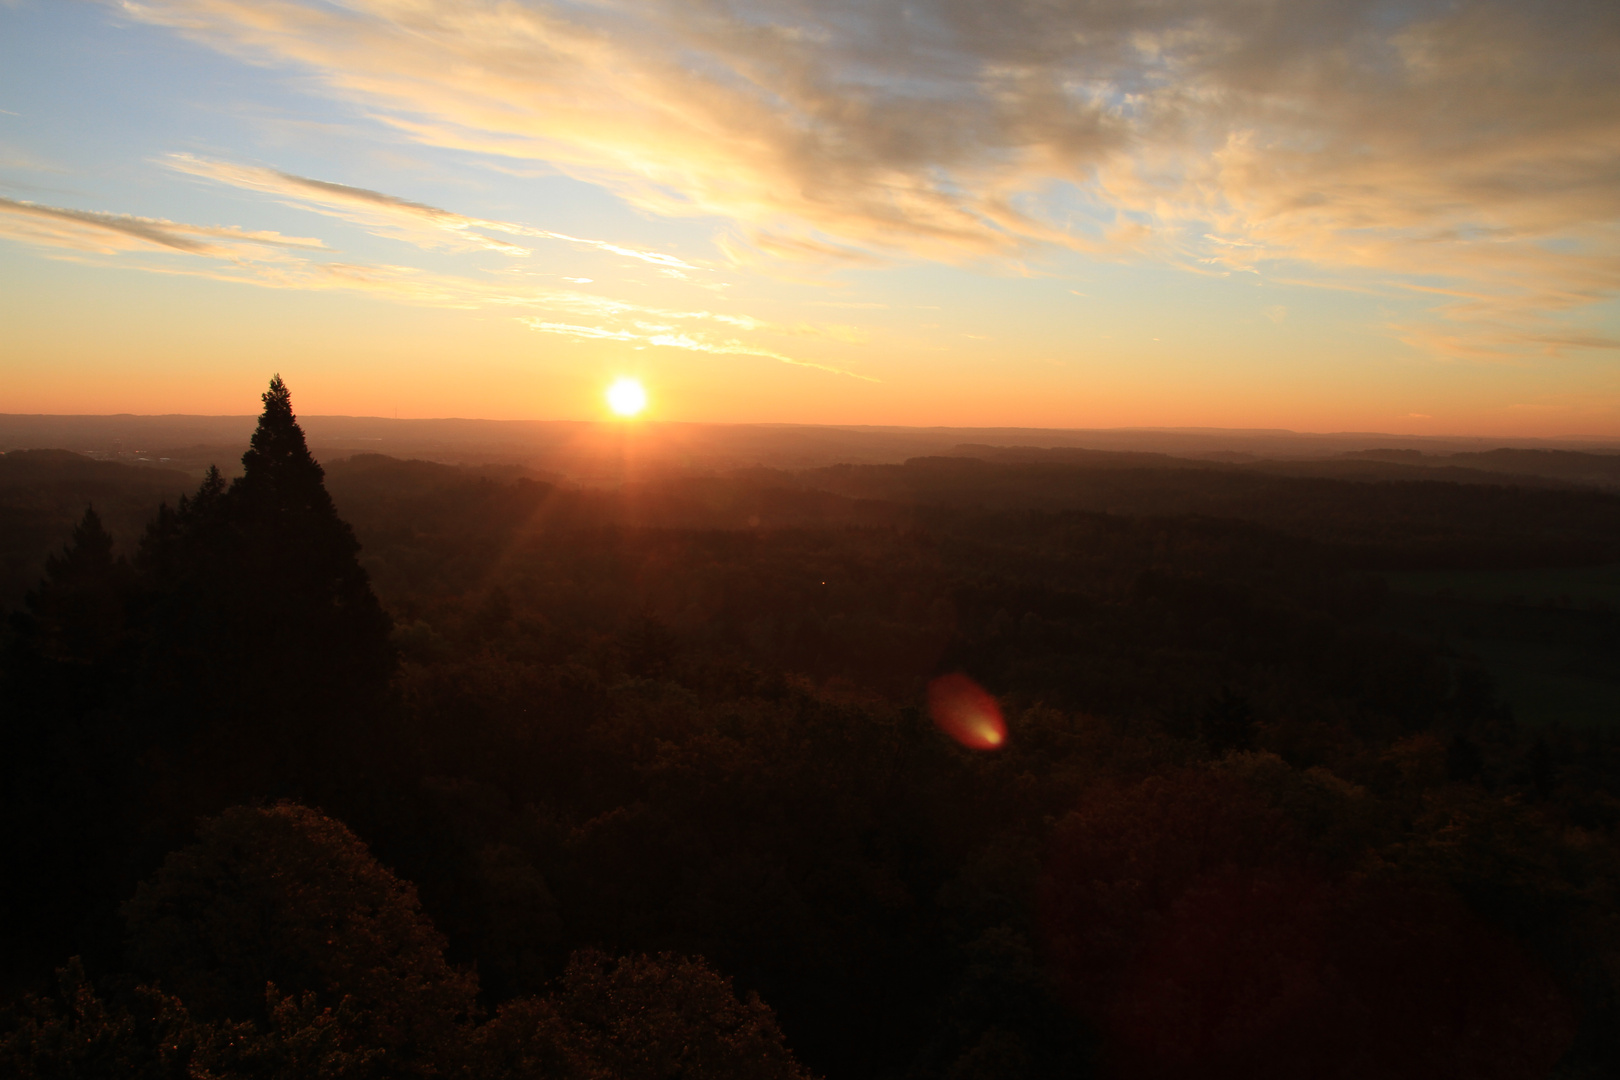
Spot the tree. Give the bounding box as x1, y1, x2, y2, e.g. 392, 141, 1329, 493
1, 506, 141, 979
1040, 768, 1576, 1078
472, 951, 815, 1080
1199, 689, 1256, 755
123, 802, 477, 1076
134, 377, 394, 812
12, 506, 132, 669
0, 959, 391, 1080
227, 376, 394, 709
0, 959, 198, 1080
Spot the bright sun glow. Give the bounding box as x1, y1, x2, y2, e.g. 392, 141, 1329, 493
606, 378, 647, 417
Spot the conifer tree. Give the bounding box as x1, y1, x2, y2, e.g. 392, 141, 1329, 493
218, 375, 394, 709
2, 375, 400, 986
1, 506, 140, 980
138, 466, 225, 584
15, 505, 131, 667
235, 375, 334, 518
134, 376, 394, 813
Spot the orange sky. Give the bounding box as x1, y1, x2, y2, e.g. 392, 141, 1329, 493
2, 0, 1618, 435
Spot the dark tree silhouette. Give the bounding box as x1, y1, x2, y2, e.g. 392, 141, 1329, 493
13, 506, 132, 669
217, 377, 393, 739
135, 376, 394, 813
474, 951, 814, 1080
0, 959, 198, 1080
1446, 733, 1484, 783
1199, 689, 1257, 755
124, 802, 476, 1075
1, 506, 141, 977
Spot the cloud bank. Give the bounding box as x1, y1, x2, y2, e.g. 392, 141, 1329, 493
113, 0, 1620, 352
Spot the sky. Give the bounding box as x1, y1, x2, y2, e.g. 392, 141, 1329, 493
1, 0, 1618, 433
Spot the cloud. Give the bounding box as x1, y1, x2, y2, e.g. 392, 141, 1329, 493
114, 0, 1620, 360
0, 194, 327, 255
523, 321, 639, 342
726, 230, 888, 267
0, 187, 863, 376
1393, 315, 1620, 363
165, 153, 698, 267
519, 317, 877, 380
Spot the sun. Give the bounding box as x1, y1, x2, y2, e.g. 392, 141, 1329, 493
606, 377, 647, 417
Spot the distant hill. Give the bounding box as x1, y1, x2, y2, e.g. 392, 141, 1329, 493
1345, 447, 1620, 489
5, 413, 1619, 483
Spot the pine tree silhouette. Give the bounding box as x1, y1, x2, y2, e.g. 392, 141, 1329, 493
16, 506, 131, 667
236, 375, 332, 515
135, 376, 394, 811
221, 375, 394, 709
2, 382, 400, 980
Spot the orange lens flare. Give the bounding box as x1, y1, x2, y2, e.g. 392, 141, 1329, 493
927, 673, 1007, 750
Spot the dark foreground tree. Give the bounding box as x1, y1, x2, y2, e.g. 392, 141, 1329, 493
0, 959, 197, 1080
136, 376, 394, 814
1, 507, 142, 976
4, 804, 815, 1080
123, 801, 477, 1073
472, 951, 815, 1080
0, 378, 397, 989
225, 374, 394, 709
10, 506, 133, 672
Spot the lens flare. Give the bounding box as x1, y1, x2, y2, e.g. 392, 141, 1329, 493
927, 673, 1006, 750
607, 377, 647, 416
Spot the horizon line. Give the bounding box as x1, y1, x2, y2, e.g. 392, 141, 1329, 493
5, 412, 1620, 446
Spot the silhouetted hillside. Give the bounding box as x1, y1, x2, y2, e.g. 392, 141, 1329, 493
1346, 446, 1620, 488
799, 456, 1620, 568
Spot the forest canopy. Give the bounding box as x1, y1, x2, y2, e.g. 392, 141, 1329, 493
4, 379, 1619, 1078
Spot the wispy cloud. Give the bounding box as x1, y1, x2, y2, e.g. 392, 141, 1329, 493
0, 194, 327, 255
0, 184, 866, 376
165, 153, 698, 267
114, 0, 1620, 361
519, 318, 877, 380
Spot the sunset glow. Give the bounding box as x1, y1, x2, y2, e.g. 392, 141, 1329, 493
607, 378, 647, 417
4, 0, 1617, 1053
1, 2, 1618, 433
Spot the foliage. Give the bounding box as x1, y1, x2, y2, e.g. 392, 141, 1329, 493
124, 802, 477, 1074
0, 960, 196, 1080
1, 507, 144, 977
471, 951, 813, 1080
